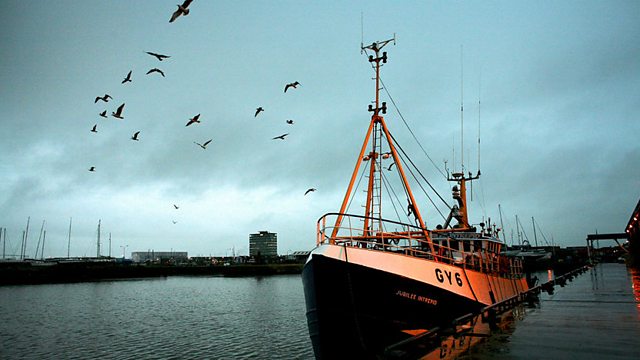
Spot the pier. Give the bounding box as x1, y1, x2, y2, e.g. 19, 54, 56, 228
468, 262, 640, 359
384, 263, 640, 359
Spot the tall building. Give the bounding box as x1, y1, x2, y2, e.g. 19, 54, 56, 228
249, 231, 278, 257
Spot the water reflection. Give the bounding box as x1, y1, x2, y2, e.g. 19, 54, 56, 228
385, 304, 529, 359
630, 267, 640, 315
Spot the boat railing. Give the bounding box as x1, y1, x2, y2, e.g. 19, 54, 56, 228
317, 213, 524, 278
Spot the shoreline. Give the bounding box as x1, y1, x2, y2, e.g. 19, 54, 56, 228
0, 261, 303, 286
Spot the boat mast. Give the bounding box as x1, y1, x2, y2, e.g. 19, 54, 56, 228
331, 37, 436, 255
444, 47, 480, 232
41, 230, 46, 260
67, 217, 72, 258
532, 217, 538, 247
96, 219, 101, 258
498, 204, 505, 242
22, 216, 30, 260
515, 215, 520, 245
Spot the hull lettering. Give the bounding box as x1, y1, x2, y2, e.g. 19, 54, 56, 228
435, 268, 463, 287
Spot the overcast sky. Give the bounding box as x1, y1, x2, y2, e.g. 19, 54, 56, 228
1, 1, 638, 258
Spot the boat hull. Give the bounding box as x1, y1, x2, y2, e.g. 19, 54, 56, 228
302, 244, 527, 358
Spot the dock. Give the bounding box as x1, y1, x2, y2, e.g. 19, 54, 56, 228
467, 263, 640, 359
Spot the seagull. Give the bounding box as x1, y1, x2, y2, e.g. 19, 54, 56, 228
194, 139, 212, 149
272, 133, 289, 140
286, 119, 294, 125
146, 68, 165, 77
122, 70, 132, 84
304, 188, 316, 196
255, 107, 264, 117
90, 124, 97, 133
99, 110, 107, 118
131, 131, 140, 141
185, 114, 201, 126
94, 94, 112, 103
284, 81, 301, 93
169, 0, 193, 23
112, 103, 125, 119
89, 166, 96, 172
386, 162, 395, 171
145, 51, 171, 61
173, 204, 179, 209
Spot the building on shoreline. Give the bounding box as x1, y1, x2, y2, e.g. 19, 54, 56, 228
131, 251, 188, 264
249, 231, 277, 257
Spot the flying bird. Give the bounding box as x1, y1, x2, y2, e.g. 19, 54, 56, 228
255, 107, 264, 117
146, 68, 165, 77
122, 70, 132, 84
172, 220, 178, 224
169, 0, 193, 23
145, 51, 171, 61
112, 103, 125, 119
386, 162, 395, 171
272, 133, 289, 140
173, 204, 179, 209
185, 114, 201, 126
131, 131, 140, 141
94, 94, 112, 103
90, 124, 97, 133
99, 110, 107, 118
286, 119, 294, 125
89, 166, 96, 172
284, 81, 301, 93
194, 139, 212, 149
304, 188, 316, 196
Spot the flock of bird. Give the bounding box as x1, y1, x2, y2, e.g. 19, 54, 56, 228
86, 1, 316, 224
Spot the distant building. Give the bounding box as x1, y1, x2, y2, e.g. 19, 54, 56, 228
249, 231, 278, 257
131, 251, 188, 263
289, 250, 311, 263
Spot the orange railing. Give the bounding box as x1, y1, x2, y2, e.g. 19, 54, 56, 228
317, 213, 524, 278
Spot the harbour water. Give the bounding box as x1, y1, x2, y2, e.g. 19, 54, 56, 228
463, 263, 640, 359
0, 275, 313, 359
2, 264, 639, 359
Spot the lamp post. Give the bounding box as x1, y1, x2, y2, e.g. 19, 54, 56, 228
120, 245, 128, 259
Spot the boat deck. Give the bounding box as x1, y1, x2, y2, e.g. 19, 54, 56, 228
467, 263, 640, 359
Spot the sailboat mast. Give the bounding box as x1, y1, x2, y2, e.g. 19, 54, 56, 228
67, 217, 72, 258
515, 214, 520, 245
532, 217, 538, 247
41, 230, 46, 260
498, 204, 505, 243
22, 216, 30, 259
97, 219, 101, 258
35, 220, 45, 259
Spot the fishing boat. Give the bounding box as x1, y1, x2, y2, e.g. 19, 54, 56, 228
301, 39, 529, 359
